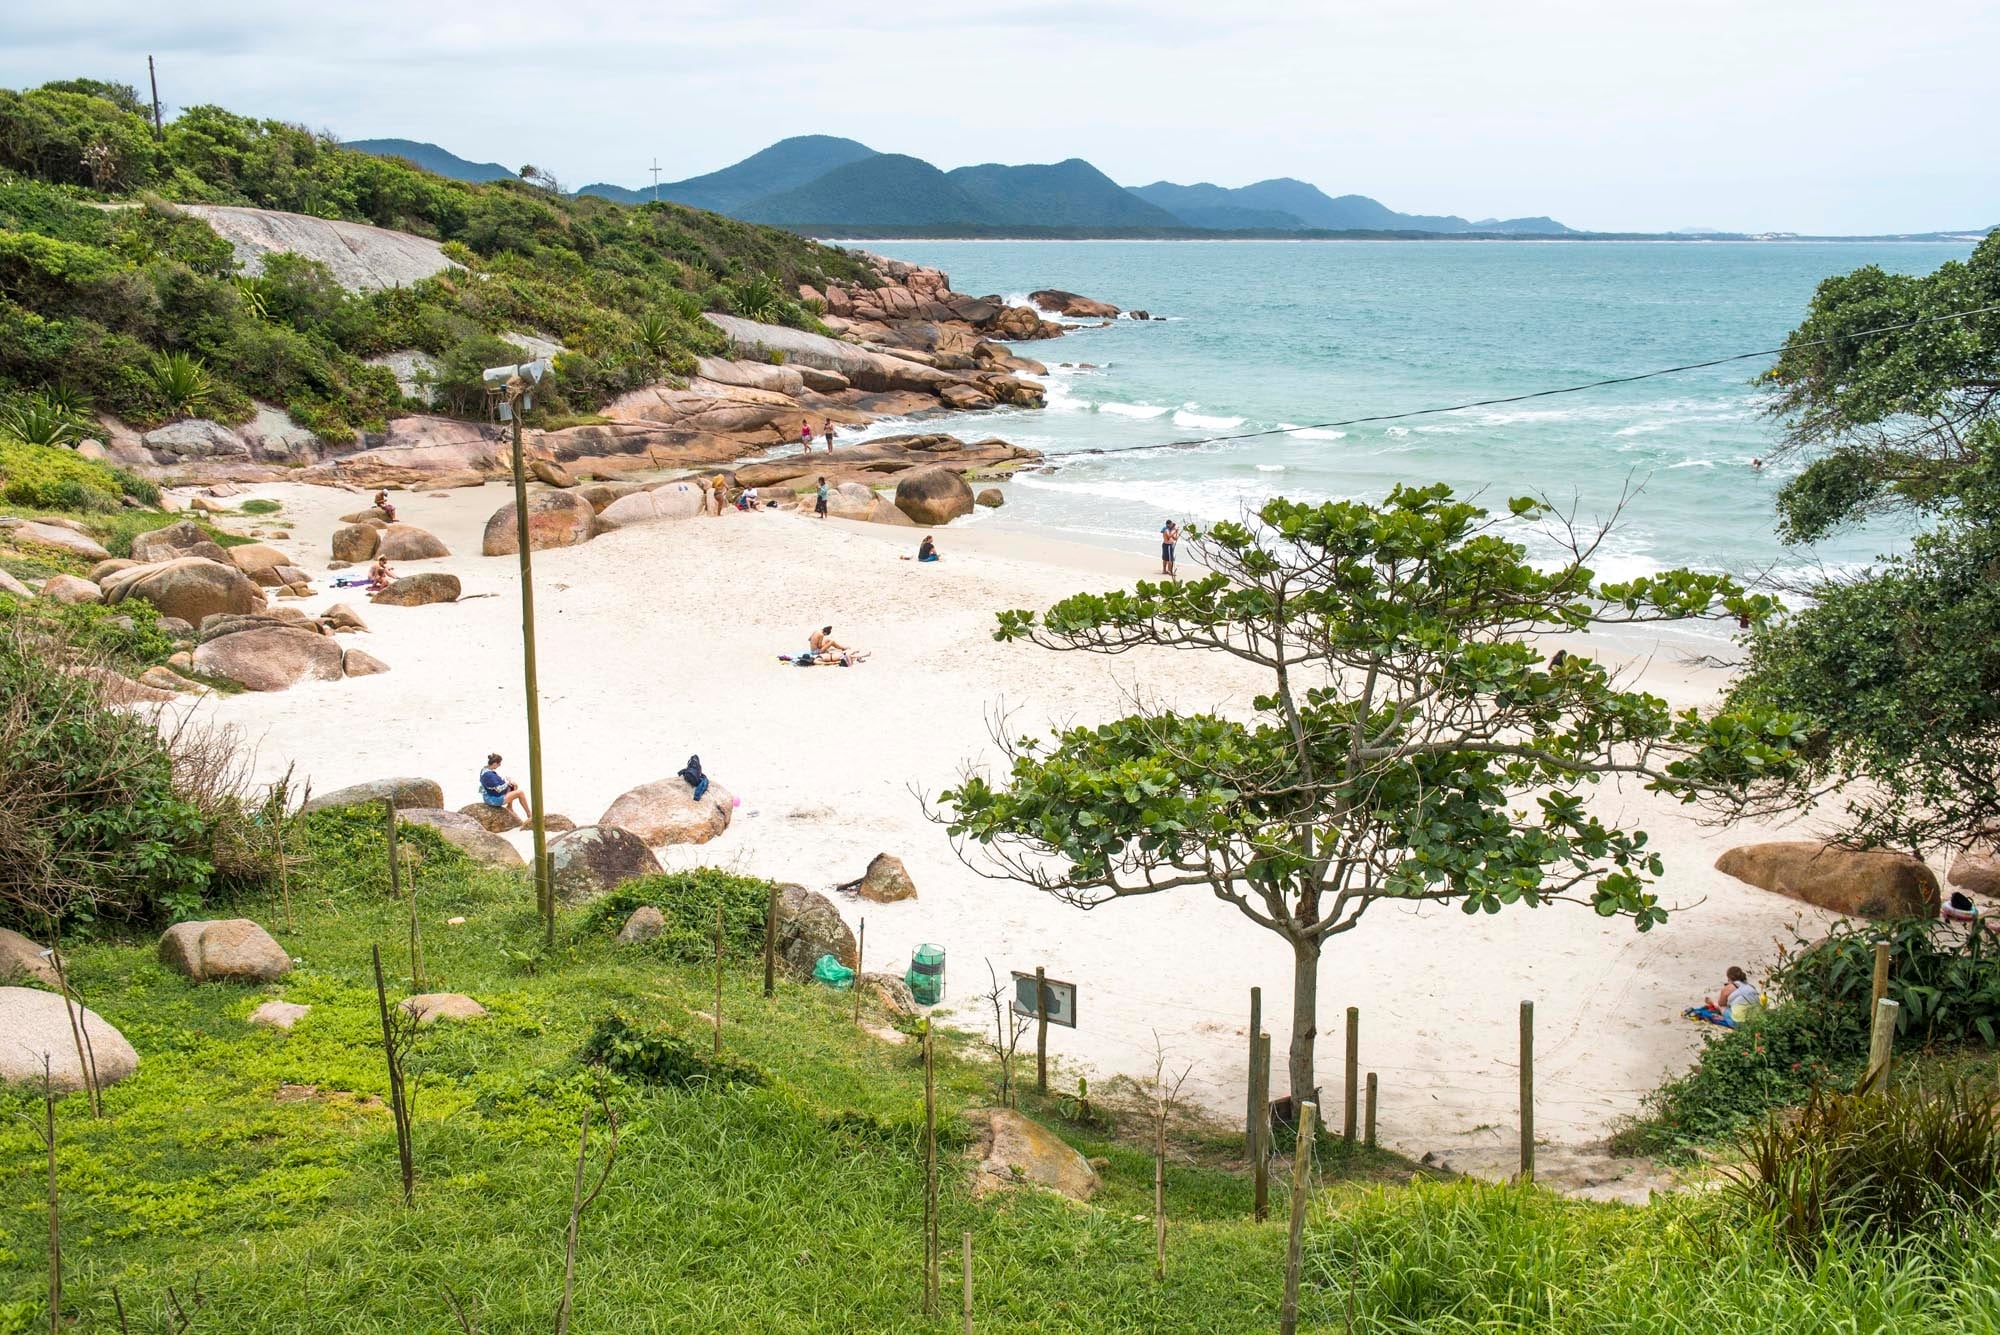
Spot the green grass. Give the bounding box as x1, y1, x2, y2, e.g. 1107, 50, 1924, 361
4, 816, 1997, 1332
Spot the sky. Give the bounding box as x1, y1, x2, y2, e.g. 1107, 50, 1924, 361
5, 0, 1994, 235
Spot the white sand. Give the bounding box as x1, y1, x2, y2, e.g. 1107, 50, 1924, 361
186, 480, 1834, 1160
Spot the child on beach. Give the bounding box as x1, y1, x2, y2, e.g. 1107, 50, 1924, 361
815, 477, 830, 519
479, 753, 531, 818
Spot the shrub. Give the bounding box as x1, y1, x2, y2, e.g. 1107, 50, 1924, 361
0, 594, 175, 669
0, 390, 90, 447
1777, 916, 2000, 1048
0, 435, 122, 510
585, 868, 775, 962
146, 348, 213, 417
1728, 1077, 2000, 1261
580, 1014, 768, 1091
291, 804, 476, 904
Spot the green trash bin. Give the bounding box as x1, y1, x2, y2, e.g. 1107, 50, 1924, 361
906, 943, 945, 1006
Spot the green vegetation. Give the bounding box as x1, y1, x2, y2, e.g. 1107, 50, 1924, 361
1735, 234, 2000, 852
0, 79, 874, 447
943, 486, 1802, 1106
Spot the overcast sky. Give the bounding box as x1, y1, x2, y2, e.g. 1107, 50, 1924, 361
6, 1, 1993, 234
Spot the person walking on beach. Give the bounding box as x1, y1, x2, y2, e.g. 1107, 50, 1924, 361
1160, 519, 1180, 577
800, 420, 814, 453
815, 476, 830, 520
823, 420, 836, 452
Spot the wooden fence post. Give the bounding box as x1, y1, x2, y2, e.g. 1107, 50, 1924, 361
1034, 966, 1049, 1096
382, 798, 402, 899
1862, 996, 1901, 1094
961, 1230, 974, 1335
853, 918, 866, 1026
1246, 986, 1262, 1155
1279, 1099, 1318, 1335
274, 813, 294, 933
1364, 1072, 1378, 1150
1870, 940, 1891, 1019
1519, 1000, 1535, 1184
712, 906, 724, 1059
764, 882, 779, 998
1343, 1006, 1359, 1144
1252, 1032, 1271, 1222
923, 1024, 939, 1315
406, 850, 425, 991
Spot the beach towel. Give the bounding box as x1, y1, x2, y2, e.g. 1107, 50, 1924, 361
1682, 1005, 1734, 1028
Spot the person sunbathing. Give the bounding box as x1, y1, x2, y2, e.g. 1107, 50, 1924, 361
808, 625, 868, 665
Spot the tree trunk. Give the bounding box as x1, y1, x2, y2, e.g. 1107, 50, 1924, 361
1287, 934, 1321, 1104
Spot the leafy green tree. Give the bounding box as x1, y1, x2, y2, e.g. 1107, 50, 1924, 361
1765, 233, 2000, 543
940, 487, 1802, 1103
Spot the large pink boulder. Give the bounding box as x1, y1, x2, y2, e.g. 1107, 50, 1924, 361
1714, 841, 1940, 919
482, 491, 595, 555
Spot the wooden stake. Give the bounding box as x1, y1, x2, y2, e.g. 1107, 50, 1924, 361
1034, 965, 1049, 1096
1252, 1032, 1271, 1222
1364, 1072, 1378, 1150
1862, 996, 1901, 1094
372, 945, 415, 1206
712, 905, 724, 1059
1519, 1000, 1535, 1184
41, 1059, 58, 1335
274, 810, 294, 933
1246, 986, 1262, 1155
383, 798, 402, 900
1343, 1005, 1359, 1144
853, 917, 866, 1026
764, 881, 779, 998
923, 1024, 939, 1315
1279, 1099, 1317, 1335
1154, 1082, 1169, 1280
1870, 940, 1891, 1020
961, 1231, 974, 1335
406, 849, 425, 991
46, 939, 99, 1120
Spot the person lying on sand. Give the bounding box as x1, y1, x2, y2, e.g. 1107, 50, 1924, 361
479, 752, 532, 818
1683, 966, 1761, 1027
373, 490, 396, 522
900, 536, 941, 563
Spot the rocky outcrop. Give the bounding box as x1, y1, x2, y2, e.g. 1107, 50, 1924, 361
1715, 842, 1941, 919
397, 809, 524, 868
0, 569, 32, 599
976, 488, 1004, 508
0, 988, 140, 1093
102, 558, 265, 625
482, 491, 596, 555
600, 778, 734, 846
1947, 851, 2000, 897
970, 1109, 1099, 1200
547, 825, 661, 904
38, 574, 103, 604
322, 602, 370, 633
1030, 289, 1121, 320
596, 483, 705, 530
855, 853, 917, 903
459, 802, 522, 832
192, 620, 344, 691
375, 524, 450, 561
130, 520, 230, 565
733, 433, 1039, 493
341, 648, 390, 676
895, 467, 975, 526
371, 573, 460, 606
0, 928, 60, 988
249, 1000, 311, 1029
158, 918, 292, 983
178, 204, 460, 292
0, 518, 110, 561
774, 884, 856, 975
302, 777, 445, 813
225, 543, 293, 586
530, 459, 576, 488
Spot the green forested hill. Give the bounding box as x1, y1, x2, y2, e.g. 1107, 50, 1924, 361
0, 78, 871, 442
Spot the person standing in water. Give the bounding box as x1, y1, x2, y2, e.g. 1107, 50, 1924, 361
823, 420, 836, 452
1160, 519, 1180, 577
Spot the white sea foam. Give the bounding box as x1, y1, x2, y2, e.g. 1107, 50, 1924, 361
1099, 401, 1170, 420
1666, 458, 1716, 469
1256, 463, 1286, 472
1385, 426, 1410, 437
1173, 408, 1246, 430
1287, 427, 1346, 440
1414, 425, 1467, 434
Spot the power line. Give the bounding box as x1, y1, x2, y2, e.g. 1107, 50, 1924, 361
1066, 300, 2000, 459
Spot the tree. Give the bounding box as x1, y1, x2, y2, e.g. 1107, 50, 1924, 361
939, 487, 1801, 1104
1728, 235, 2000, 852
1763, 233, 2000, 543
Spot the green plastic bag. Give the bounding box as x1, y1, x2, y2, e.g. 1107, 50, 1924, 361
812, 953, 855, 990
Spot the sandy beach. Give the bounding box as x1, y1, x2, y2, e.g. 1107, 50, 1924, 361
182, 478, 1837, 1166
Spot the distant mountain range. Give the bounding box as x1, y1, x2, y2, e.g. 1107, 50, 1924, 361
349, 134, 1575, 235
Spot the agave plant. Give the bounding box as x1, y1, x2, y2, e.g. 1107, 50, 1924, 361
631, 310, 679, 363
731, 272, 784, 323
147, 350, 214, 419
0, 393, 90, 449
234, 275, 270, 321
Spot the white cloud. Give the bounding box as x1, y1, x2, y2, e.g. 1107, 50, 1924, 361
3, 0, 1993, 232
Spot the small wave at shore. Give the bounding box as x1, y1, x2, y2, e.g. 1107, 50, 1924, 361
1099, 401, 1170, 420
1173, 406, 1246, 430
1280, 424, 1348, 440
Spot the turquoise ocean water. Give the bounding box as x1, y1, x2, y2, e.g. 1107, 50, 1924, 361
848, 240, 1972, 586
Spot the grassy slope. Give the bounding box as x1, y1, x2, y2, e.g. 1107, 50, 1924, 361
1, 817, 1996, 1331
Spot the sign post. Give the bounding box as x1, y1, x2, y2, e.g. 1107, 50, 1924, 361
1011, 968, 1077, 1096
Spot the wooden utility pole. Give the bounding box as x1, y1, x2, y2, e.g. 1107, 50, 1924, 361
146, 56, 163, 141
1279, 1100, 1318, 1335
764, 882, 779, 998
1343, 1006, 1360, 1144
1518, 1001, 1535, 1184
504, 393, 554, 945
1034, 966, 1049, 1095
1251, 1032, 1271, 1222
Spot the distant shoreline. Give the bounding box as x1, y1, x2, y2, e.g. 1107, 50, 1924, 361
809, 230, 1990, 246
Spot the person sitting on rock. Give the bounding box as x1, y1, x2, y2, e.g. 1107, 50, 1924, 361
366, 556, 394, 591
373, 490, 397, 522
479, 753, 531, 818
1684, 966, 1760, 1027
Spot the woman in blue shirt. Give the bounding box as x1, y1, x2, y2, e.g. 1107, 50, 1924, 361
479, 753, 531, 819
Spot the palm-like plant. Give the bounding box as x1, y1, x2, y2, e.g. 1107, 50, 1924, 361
732, 273, 783, 323
147, 350, 214, 419
234, 275, 270, 321
0, 393, 90, 449
631, 310, 679, 363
